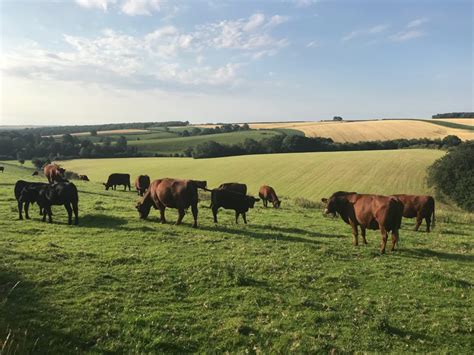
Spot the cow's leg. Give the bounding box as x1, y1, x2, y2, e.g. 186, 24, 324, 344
18, 201, 23, 220
42, 206, 47, 222
72, 202, 79, 225
425, 215, 431, 233
380, 227, 388, 254
391, 229, 399, 252
414, 213, 422, 231
361, 226, 368, 245
65, 203, 73, 225
176, 208, 185, 225
212, 207, 218, 223
47, 207, 53, 223
263, 199, 267, 208
191, 203, 198, 228
235, 211, 239, 224
350, 222, 359, 246
242, 212, 248, 224
159, 207, 167, 224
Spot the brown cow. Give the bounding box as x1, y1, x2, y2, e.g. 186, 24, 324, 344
136, 178, 206, 228
218, 182, 247, 195
44, 164, 66, 184
259, 185, 281, 208
322, 191, 404, 254
392, 194, 435, 232
79, 175, 90, 181
135, 175, 151, 196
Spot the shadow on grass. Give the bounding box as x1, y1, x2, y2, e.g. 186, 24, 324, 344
80, 214, 128, 229
198, 224, 320, 245
404, 248, 474, 262
79, 189, 135, 200
0, 267, 97, 353
251, 224, 343, 239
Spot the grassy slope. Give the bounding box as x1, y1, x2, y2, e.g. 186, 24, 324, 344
249, 120, 474, 142
0, 160, 472, 353
127, 130, 280, 154
59, 149, 444, 200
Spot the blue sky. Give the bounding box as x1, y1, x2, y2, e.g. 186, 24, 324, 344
0, 0, 472, 125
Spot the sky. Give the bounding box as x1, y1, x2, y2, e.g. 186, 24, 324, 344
0, 0, 472, 125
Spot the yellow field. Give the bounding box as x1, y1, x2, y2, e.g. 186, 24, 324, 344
248, 120, 474, 142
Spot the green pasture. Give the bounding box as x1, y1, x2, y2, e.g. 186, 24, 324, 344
0, 153, 472, 353
59, 149, 444, 200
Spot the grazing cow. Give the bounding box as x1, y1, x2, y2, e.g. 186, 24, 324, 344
392, 194, 435, 232
136, 178, 205, 228
321, 191, 403, 254
44, 164, 66, 184
104, 173, 131, 191
25, 182, 79, 225
259, 185, 281, 208
218, 182, 247, 195
210, 189, 259, 224
79, 175, 90, 181
0, 166, 4, 173
14, 180, 49, 220
135, 175, 151, 196
32, 171, 39, 176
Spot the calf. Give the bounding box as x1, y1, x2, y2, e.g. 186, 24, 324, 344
32, 182, 79, 225
322, 191, 403, 254
104, 173, 131, 191
392, 194, 435, 232
14, 180, 48, 219
135, 175, 151, 196
210, 189, 259, 224
218, 182, 247, 195
79, 175, 90, 181
259, 185, 281, 208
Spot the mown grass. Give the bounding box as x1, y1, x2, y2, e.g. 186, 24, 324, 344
0, 158, 472, 353
58, 149, 444, 200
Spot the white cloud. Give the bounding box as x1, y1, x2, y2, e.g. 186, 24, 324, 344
406, 17, 429, 28
121, 0, 161, 16
390, 30, 425, 42
342, 24, 389, 41
75, 0, 115, 11
293, 0, 318, 8
243, 13, 266, 32
306, 40, 319, 48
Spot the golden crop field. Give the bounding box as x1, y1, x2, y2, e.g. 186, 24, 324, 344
248, 120, 474, 142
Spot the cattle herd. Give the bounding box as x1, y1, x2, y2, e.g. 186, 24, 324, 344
13, 163, 435, 254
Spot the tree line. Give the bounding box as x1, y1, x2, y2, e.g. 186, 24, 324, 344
177, 123, 250, 137
432, 112, 474, 119
188, 135, 464, 159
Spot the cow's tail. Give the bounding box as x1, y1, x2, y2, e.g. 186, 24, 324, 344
199, 187, 213, 192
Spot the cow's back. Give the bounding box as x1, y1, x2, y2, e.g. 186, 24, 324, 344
154, 178, 197, 208
393, 194, 434, 218
108, 173, 130, 184
219, 183, 247, 195
352, 194, 402, 231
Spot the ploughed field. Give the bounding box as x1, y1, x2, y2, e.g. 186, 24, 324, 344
1, 151, 473, 353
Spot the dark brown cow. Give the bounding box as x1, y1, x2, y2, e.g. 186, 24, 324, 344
322, 191, 404, 254
79, 175, 90, 181
259, 185, 281, 208
44, 164, 66, 184
104, 173, 131, 191
135, 175, 150, 196
14, 180, 49, 219
210, 189, 259, 224
0, 166, 4, 173
136, 179, 206, 228
218, 182, 247, 195
392, 194, 435, 232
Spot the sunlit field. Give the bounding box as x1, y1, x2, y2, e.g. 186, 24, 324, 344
1, 151, 473, 353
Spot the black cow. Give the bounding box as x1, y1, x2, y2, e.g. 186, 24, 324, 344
210, 189, 259, 224
28, 182, 79, 225
14, 180, 49, 220
0, 166, 4, 173
103, 173, 131, 191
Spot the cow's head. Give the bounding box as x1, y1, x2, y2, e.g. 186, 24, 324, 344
135, 200, 151, 219
247, 196, 260, 208
321, 191, 355, 216
58, 167, 66, 175
273, 199, 281, 209
193, 180, 207, 189
103, 182, 110, 190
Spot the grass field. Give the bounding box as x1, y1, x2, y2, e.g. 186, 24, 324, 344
249, 120, 474, 142
58, 149, 444, 200
1, 152, 473, 353
127, 129, 280, 154
437, 119, 474, 126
